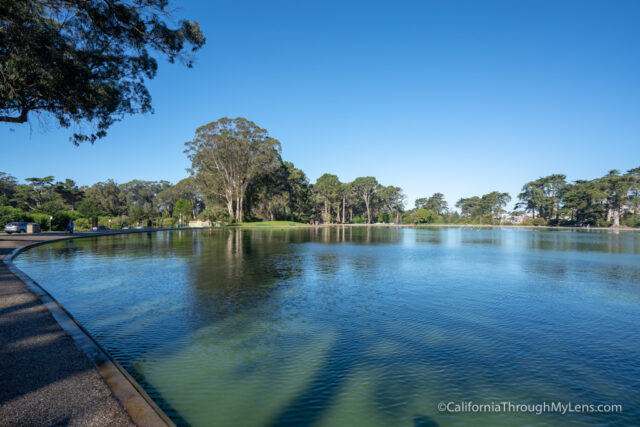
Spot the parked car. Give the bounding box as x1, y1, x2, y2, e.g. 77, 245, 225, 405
90, 225, 109, 231
121, 225, 130, 230
4, 222, 28, 234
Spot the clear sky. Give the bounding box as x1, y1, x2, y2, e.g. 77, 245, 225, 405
2, 0, 639, 210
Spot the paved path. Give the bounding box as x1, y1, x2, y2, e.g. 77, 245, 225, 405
0, 233, 135, 426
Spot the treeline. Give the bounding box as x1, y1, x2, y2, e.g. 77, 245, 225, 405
1, 117, 639, 230
0, 174, 202, 230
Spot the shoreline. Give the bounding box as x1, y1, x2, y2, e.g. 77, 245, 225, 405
1, 228, 181, 426
226, 223, 640, 232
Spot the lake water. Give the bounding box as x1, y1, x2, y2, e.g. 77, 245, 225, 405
14, 227, 640, 426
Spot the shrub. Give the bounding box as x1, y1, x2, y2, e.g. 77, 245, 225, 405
532, 218, 547, 226
74, 218, 91, 231
52, 211, 72, 231
0, 206, 28, 225
351, 215, 365, 224
29, 213, 50, 230
200, 206, 231, 223
162, 217, 177, 228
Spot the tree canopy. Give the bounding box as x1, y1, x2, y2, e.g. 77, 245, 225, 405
0, 0, 205, 143
185, 117, 282, 223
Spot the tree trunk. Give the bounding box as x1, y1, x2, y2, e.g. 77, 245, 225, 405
342, 195, 346, 223
364, 197, 371, 224
611, 209, 620, 227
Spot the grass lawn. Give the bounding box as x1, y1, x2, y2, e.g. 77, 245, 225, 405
227, 221, 309, 227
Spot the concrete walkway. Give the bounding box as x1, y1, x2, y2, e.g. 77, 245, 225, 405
0, 233, 137, 426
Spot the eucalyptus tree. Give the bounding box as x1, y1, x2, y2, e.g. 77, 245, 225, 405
313, 174, 341, 223
1, 0, 205, 143
85, 180, 127, 216
245, 162, 290, 221
121, 179, 171, 219
185, 118, 282, 222
351, 177, 379, 224
77, 198, 104, 220
283, 162, 312, 221
155, 179, 202, 219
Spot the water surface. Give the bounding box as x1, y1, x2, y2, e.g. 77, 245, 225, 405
15, 227, 640, 426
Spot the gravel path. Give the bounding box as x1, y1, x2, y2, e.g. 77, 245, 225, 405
0, 234, 135, 426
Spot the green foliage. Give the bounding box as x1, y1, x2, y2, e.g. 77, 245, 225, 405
173, 199, 193, 219
529, 218, 548, 226
128, 205, 146, 225
186, 117, 282, 222
77, 198, 104, 219
1, 0, 205, 143
0, 205, 28, 225
29, 213, 50, 230
51, 211, 72, 231
415, 193, 448, 215
200, 206, 231, 223
35, 200, 63, 216
456, 192, 510, 218
351, 215, 365, 224
74, 218, 90, 231
622, 216, 640, 227
162, 217, 177, 228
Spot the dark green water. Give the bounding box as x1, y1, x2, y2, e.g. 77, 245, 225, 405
14, 227, 640, 426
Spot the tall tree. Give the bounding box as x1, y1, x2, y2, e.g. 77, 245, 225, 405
185, 117, 282, 222
481, 191, 511, 217
598, 170, 632, 227
456, 196, 483, 217
283, 162, 312, 222
351, 177, 379, 224
54, 178, 83, 210
25, 176, 55, 207
628, 166, 640, 216
517, 174, 566, 221
1, 0, 205, 143
313, 174, 341, 223
378, 185, 405, 223
0, 172, 17, 204
416, 192, 448, 216
562, 180, 606, 226
86, 179, 127, 216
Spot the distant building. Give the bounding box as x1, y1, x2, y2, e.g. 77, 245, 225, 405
188, 220, 212, 228
499, 212, 530, 224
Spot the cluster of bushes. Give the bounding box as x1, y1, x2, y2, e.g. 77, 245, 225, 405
0, 205, 181, 232
0, 205, 84, 231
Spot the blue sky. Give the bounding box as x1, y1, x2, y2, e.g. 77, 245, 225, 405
1, 0, 639, 210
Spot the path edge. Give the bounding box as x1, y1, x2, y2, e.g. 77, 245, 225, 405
3, 232, 181, 427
